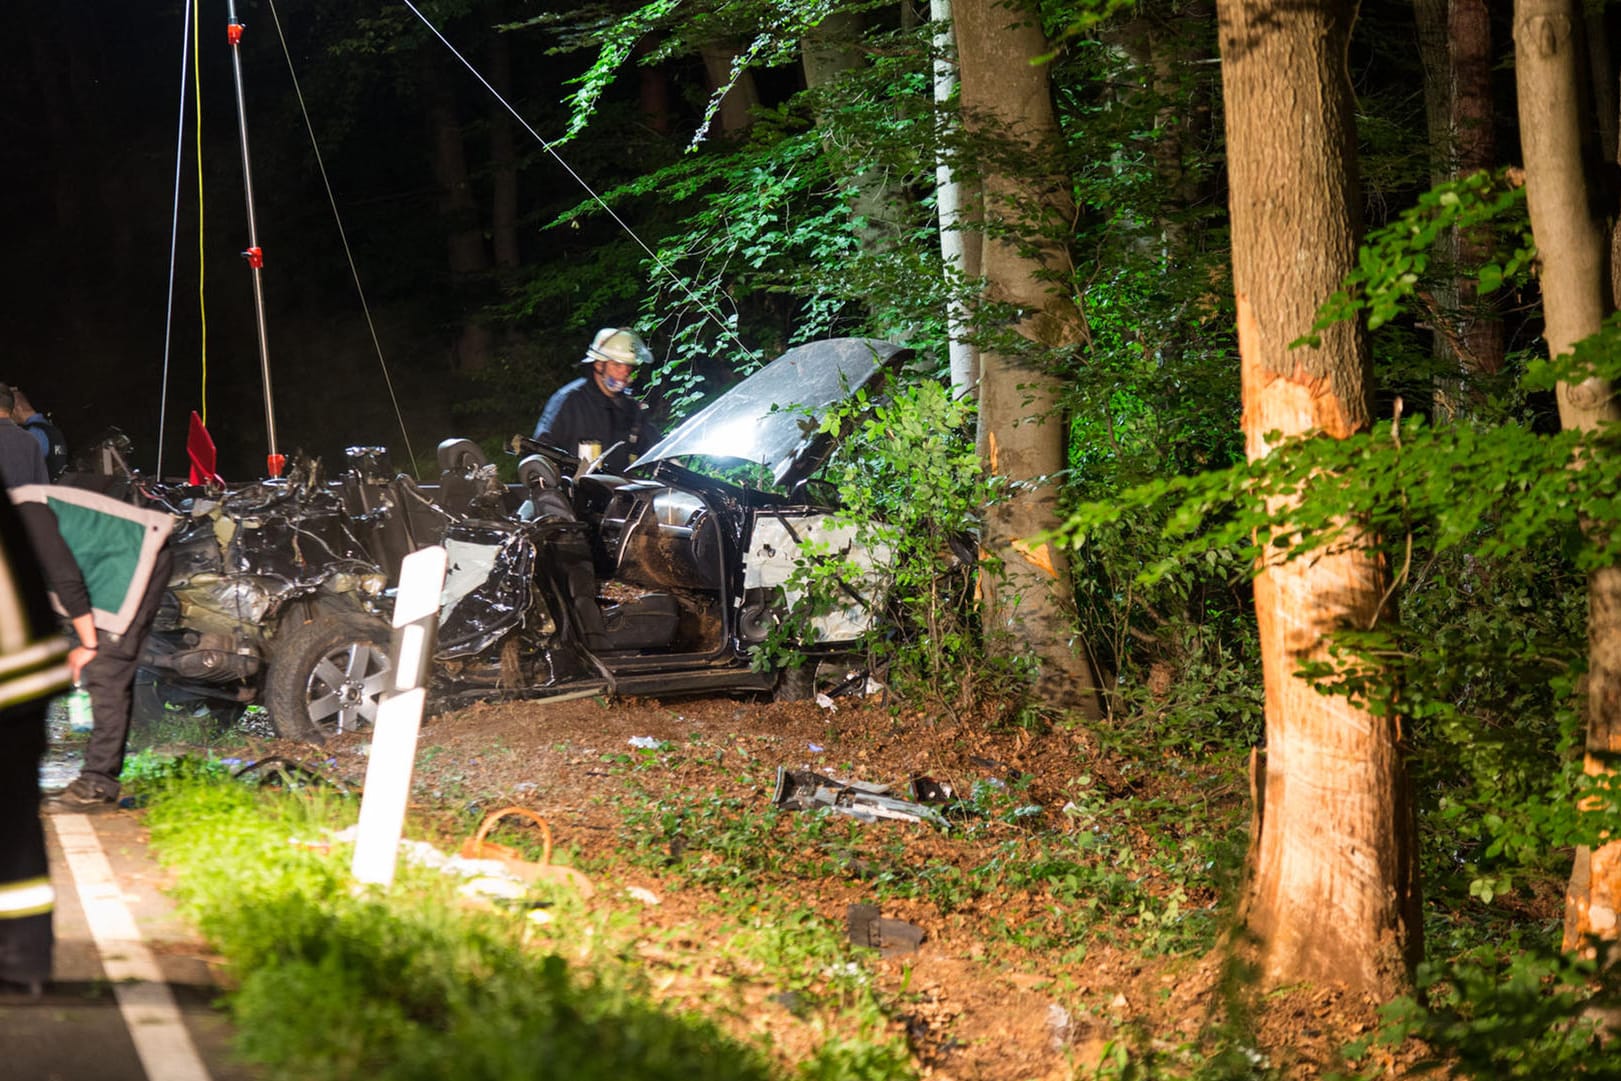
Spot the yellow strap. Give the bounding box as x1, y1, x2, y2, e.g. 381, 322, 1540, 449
0, 876, 54, 919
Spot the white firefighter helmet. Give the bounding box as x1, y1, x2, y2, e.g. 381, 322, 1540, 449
584, 327, 652, 367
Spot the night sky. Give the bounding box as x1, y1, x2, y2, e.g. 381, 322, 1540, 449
2, 0, 603, 481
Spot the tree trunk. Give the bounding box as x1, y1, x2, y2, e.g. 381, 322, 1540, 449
954, 0, 1104, 718
1513, 0, 1621, 954
636, 39, 674, 136
699, 43, 761, 139
1449, 0, 1505, 380
489, 34, 520, 272
1217, 0, 1422, 996
803, 12, 901, 282
932, 0, 981, 398
422, 54, 491, 371
1416, 0, 1505, 415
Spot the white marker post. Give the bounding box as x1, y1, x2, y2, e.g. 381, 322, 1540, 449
351, 545, 448, 888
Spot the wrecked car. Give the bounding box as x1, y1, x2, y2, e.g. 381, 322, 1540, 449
131, 456, 398, 738
134, 336, 908, 742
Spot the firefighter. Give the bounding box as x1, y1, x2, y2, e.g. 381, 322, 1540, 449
0, 493, 75, 996
532, 327, 662, 477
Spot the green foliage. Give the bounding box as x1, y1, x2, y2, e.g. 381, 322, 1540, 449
555, 0, 684, 144
1297, 169, 1532, 343
1525, 310, 1621, 387
1353, 944, 1621, 1079
139, 764, 928, 1081
754, 380, 1009, 711
545, 16, 948, 423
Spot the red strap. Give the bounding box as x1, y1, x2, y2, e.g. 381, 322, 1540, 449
187, 411, 222, 486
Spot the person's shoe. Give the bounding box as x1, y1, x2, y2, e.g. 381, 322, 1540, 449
0, 978, 44, 1000
42, 778, 119, 814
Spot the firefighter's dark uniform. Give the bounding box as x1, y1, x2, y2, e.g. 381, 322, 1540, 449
533, 377, 660, 477
0, 495, 71, 991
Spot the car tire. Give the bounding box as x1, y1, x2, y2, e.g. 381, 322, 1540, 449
264, 614, 392, 743
774, 659, 820, 702
774, 657, 870, 702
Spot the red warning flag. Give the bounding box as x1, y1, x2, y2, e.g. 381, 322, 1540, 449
187, 411, 222, 486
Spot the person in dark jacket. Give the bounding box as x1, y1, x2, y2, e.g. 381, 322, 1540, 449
0, 385, 47, 489
532, 327, 662, 477
11, 390, 67, 481
0, 493, 75, 997
4, 485, 172, 813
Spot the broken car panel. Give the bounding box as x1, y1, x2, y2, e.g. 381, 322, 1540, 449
125, 337, 909, 741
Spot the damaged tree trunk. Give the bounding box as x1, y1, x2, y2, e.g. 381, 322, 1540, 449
1217, 0, 1422, 996
1512, 0, 1621, 954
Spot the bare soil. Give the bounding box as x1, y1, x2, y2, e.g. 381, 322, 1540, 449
165, 692, 1426, 1080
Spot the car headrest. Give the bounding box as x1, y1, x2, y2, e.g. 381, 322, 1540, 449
436, 437, 487, 474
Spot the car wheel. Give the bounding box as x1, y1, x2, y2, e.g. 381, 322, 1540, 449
774, 659, 818, 702
265, 615, 392, 743
773, 656, 869, 702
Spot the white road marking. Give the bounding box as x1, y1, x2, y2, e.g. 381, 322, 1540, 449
51, 814, 214, 1081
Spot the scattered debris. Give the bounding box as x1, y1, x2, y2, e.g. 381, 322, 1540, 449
846, 903, 925, 956
906, 775, 978, 820
772, 767, 948, 827
624, 885, 661, 905
627, 736, 666, 750
1046, 1003, 1073, 1049
770, 990, 810, 1017
232, 755, 349, 793
460, 806, 595, 898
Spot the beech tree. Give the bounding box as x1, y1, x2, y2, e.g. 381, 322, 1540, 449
952, 0, 1104, 717
1414, 0, 1504, 397
1216, 0, 1422, 994
1512, 0, 1621, 954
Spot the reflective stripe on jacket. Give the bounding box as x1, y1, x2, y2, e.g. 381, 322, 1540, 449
0, 875, 53, 919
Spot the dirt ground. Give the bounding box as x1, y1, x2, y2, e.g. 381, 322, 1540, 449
171, 692, 1417, 1080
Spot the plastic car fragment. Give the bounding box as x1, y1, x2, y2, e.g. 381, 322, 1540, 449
771, 767, 948, 827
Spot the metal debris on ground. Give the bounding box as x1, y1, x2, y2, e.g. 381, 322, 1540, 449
232, 755, 350, 793
772, 767, 949, 827
846, 903, 925, 956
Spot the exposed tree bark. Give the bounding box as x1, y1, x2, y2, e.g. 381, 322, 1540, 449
1513, 0, 1621, 955
932, 0, 981, 398
1216, 0, 1421, 996
954, 0, 1104, 718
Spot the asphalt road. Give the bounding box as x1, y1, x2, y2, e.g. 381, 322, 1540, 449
0, 808, 257, 1081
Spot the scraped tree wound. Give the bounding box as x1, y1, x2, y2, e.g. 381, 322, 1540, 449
1216, 0, 1422, 995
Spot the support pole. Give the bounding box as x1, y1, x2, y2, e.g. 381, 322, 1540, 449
225, 0, 283, 478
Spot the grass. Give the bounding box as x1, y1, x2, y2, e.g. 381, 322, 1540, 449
129, 754, 917, 1081
120, 699, 1621, 1081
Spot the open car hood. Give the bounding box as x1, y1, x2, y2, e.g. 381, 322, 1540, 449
635, 337, 910, 491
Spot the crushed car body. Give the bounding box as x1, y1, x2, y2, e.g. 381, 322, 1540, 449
118, 337, 909, 741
